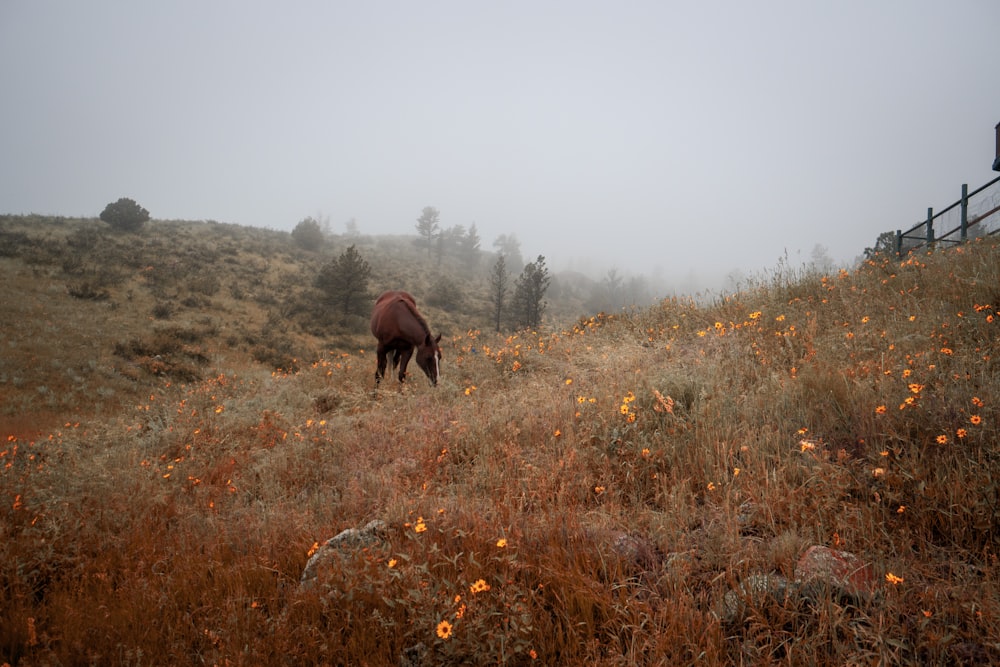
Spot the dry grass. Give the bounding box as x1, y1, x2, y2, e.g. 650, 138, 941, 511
2, 216, 999, 665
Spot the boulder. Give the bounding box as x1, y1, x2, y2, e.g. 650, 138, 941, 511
793, 545, 876, 599
300, 519, 387, 588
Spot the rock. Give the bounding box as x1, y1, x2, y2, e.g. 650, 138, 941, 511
607, 530, 663, 572
721, 573, 793, 624
300, 519, 387, 588
794, 545, 876, 599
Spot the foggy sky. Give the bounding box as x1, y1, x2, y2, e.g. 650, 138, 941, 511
2, 1, 999, 291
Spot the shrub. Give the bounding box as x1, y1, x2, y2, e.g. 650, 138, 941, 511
99, 197, 150, 232
292, 217, 325, 250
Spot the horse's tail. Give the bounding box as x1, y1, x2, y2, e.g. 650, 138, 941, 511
390, 349, 402, 370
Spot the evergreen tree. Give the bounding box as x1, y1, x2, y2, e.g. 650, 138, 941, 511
415, 206, 440, 257
99, 197, 149, 232
510, 255, 550, 329
316, 245, 372, 320
488, 253, 510, 333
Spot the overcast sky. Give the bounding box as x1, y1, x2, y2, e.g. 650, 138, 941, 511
2, 1, 998, 290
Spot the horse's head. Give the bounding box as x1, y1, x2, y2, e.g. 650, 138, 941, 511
415, 333, 443, 386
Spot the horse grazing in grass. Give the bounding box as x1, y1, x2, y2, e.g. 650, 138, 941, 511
370, 290, 442, 387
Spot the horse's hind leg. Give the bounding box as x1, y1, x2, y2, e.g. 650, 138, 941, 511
375, 346, 389, 385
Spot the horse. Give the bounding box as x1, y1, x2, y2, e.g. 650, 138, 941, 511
370, 290, 442, 386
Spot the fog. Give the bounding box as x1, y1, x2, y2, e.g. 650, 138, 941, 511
2, 1, 999, 293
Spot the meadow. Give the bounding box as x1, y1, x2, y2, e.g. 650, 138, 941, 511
1, 215, 998, 665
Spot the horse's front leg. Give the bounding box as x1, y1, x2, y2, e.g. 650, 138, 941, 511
397, 347, 414, 383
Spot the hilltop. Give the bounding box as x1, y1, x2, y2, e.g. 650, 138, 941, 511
2, 214, 999, 664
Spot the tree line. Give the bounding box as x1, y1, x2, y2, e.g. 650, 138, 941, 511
306, 205, 550, 332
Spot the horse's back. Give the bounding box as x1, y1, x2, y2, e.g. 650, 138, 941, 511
371, 290, 419, 341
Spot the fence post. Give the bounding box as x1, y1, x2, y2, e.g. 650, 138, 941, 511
896, 230, 902, 257
926, 208, 934, 246
960, 183, 969, 242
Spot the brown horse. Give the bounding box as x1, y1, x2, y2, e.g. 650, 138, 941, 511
370, 290, 442, 386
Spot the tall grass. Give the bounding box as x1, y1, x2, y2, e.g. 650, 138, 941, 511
2, 239, 999, 665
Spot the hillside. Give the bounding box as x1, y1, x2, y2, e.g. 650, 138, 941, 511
0, 215, 603, 436
2, 216, 999, 665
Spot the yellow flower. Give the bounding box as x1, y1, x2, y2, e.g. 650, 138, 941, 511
935, 435, 948, 444
496, 538, 507, 548
414, 518, 427, 533
875, 405, 887, 415
436, 619, 453, 639
957, 428, 968, 439
565, 378, 573, 385
971, 415, 982, 425
594, 485, 606, 495
885, 572, 904, 585
908, 383, 924, 394
972, 396, 985, 407
470, 578, 491, 594
387, 558, 398, 568
707, 482, 716, 491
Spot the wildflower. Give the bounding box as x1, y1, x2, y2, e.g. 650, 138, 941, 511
565, 378, 573, 385
577, 396, 587, 404
436, 619, 453, 639
641, 448, 651, 458
594, 485, 605, 495
470, 578, 491, 594
707, 482, 716, 491
530, 649, 538, 660
496, 538, 508, 548
936, 435, 948, 444
970, 415, 982, 425
653, 390, 674, 413
799, 439, 817, 452
957, 428, 968, 439
388, 559, 398, 568
940, 347, 953, 355
554, 429, 562, 437
897, 505, 906, 514
885, 572, 904, 585
972, 396, 985, 407
464, 385, 476, 395
733, 467, 741, 478
307, 542, 320, 557
414, 518, 427, 533
875, 405, 887, 415
873, 468, 885, 477
511, 360, 522, 372
908, 383, 924, 394
455, 603, 466, 619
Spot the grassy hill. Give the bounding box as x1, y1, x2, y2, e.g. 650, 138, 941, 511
2, 215, 998, 664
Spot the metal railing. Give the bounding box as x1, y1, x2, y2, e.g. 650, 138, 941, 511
896, 175, 1000, 256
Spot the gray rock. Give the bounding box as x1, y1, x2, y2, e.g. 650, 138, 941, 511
300, 519, 387, 588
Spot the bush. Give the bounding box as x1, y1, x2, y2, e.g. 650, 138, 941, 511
292, 217, 325, 250
100, 197, 150, 232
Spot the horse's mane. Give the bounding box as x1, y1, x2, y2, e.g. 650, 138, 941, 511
398, 295, 434, 344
